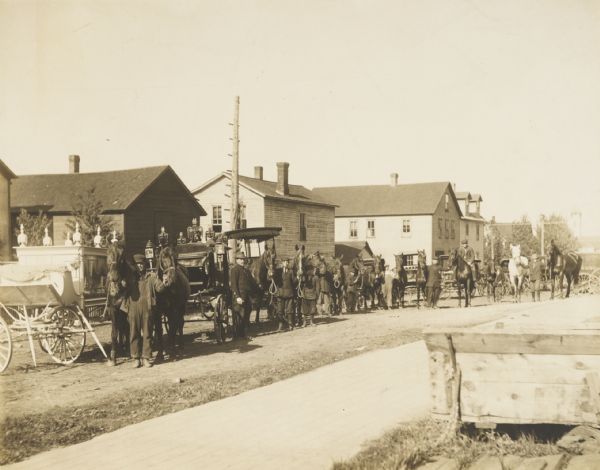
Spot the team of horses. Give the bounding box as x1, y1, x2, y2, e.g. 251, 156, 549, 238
105, 240, 584, 363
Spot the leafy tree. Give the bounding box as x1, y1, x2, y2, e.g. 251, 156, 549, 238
510, 215, 538, 256
538, 213, 577, 255
66, 186, 114, 247
15, 209, 51, 246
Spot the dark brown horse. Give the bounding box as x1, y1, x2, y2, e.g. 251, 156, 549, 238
450, 248, 473, 307
548, 244, 582, 299
393, 254, 409, 308
155, 246, 191, 360
331, 256, 346, 314
415, 250, 428, 308
249, 246, 276, 324
106, 242, 132, 366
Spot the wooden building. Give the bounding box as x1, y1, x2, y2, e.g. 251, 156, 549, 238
0, 159, 16, 262
10, 156, 206, 257
192, 162, 336, 260
455, 191, 486, 259
313, 174, 464, 265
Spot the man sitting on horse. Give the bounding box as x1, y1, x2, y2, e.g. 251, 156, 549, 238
458, 239, 478, 281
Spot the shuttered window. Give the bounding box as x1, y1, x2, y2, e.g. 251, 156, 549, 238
299, 213, 307, 241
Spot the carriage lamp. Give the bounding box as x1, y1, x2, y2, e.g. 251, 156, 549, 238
205, 226, 214, 242
145, 240, 155, 270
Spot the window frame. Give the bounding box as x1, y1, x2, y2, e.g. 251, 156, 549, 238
349, 220, 358, 239
366, 220, 375, 238
299, 213, 307, 241
212, 205, 223, 232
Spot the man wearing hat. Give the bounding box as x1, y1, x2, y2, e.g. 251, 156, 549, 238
458, 238, 478, 283
529, 253, 542, 302
229, 252, 254, 338
301, 264, 320, 326
203, 239, 216, 288
120, 253, 166, 368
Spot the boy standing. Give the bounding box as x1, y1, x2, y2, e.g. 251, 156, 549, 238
529, 253, 542, 302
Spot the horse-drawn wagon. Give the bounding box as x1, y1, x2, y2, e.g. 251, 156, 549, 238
0, 259, 108, 373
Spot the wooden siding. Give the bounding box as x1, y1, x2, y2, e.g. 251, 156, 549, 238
264, 198, 334, 261
431, 186, 462, 257
125, 170, 204, 256
0, 174, 10, 261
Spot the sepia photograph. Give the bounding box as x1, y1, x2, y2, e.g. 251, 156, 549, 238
1, 1, 600, 469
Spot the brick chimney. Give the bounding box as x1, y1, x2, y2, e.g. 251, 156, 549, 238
254, 166, 263, 180
69, 155, 80, 174
276, 162, 289, 196
390, 172, 398, 187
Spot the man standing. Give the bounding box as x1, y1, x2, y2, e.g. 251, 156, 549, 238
301, 264, 320, 326
529, 253, 542, 302
120, 253, 166, 368
276, 258, 296, 331
318, 263, 332, 316
229, 253, 254, 339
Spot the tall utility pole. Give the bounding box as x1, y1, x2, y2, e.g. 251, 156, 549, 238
230, 96, 240, 259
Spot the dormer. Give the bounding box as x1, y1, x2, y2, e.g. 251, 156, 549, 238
469, 194, 482, 216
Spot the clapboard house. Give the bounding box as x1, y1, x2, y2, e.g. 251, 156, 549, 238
0, 159, 16, 262
455, 191, 486, 260
192, 162, 336, 260
313, 174, 464, 265
10, 156, 206, 256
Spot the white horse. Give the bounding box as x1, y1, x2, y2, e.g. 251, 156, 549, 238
508, 244, 529, 302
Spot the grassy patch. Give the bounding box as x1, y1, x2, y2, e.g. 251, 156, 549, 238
333, 419, 564, 470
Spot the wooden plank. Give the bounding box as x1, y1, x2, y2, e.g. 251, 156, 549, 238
459, 382, 599, 425
448, 330, 600, 355
584, 372, 600, 416
457, 353, 600, 385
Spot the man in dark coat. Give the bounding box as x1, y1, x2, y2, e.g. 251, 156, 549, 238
120, 253, 166, 368
301, 264, 320, 326
318, 263, 332, 315
529, 253, 542, 302
276, 258, 296, 331
426, 257, 443, 308
229, 252, 254, 338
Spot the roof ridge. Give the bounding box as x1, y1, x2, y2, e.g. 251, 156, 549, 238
313, 181, 450, 190
16, 165, 169, 178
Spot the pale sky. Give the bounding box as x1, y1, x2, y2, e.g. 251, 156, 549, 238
1, 0, 599, 234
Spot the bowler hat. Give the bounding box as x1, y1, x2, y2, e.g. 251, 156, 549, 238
235, 252, 246, 260
133, 254, 145, 264
461, 239, 468, 244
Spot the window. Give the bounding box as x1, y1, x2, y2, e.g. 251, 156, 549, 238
476, 224, 480, 241
240, 204, 247, 229
299, 213, 307, 241
212, 206, 222, 233
438, 218, 443, 239
405, 255, 414, 266
402, 219, 411, 234
445, 194, 449, 211
465, 222, 470, 237
367, 220, 375, 238
444, 219, 449, 239
451, 220, 455, 239
350, 220, 358, 238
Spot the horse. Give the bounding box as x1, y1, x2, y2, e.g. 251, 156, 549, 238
105, 242, 132, 365
415, 250, 428, 308
548, 244, 582, 299
450, 248, 473, 307
482, 259, 497, 302
366, 255, 385, 309
508, 244, 529, 303
393, 254, 409, 308
330, 256, 346, 315
249, 245, 276, 324
154, 246, 191, 360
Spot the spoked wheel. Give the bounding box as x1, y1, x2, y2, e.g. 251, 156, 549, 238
213, 295, 227, 344
41, 306, 86, 365
439, 285, 452, 301
0, 317, 12, 373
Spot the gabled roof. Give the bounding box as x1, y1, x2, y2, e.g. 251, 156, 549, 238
0, 159, 16, 179
312, 182, 462, 217
10, 165, 206, 215
335, 241, 374, 262
455, 191, 471, 200
193, 172, 336, 208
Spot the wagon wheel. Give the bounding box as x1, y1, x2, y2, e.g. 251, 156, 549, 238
439, 284, 452, 301
585, 270, 600, 295
200, 297, 215, 320
213, 295, 227, 344
0, 317, 12, 373
41, 306, 86, 365
476, 278, 487, 297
